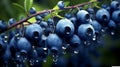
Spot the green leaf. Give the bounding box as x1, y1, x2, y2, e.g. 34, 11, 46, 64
12, 3, 24, 11
53, 5, 59, 10
64, 1, 70, 7
24, 0, 33, 13
90, 0, 97, 3
93, 2, 101, 8
83, 5, 89, 9
28, 17, 36, 23
44, 13, 52, 21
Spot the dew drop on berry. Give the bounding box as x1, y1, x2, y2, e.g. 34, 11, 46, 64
52, 54, 58, 64
93, 35, 96, 41
73, 49, 79, 54
43, 47, 47, 51
17, 54, 20, 58
62, 46, 66, 50
101, 29, 105, 32
43, 59, 47, 63
36, 59, 39, 63
111, 31, 115, 35
16, 64, 20, 67
73, 48, 79, 54
30, 59, 34, 66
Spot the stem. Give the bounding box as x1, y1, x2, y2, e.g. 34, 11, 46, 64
0, 0, 98, 33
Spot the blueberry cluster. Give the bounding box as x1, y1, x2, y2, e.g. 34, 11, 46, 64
0, 0, 120, 67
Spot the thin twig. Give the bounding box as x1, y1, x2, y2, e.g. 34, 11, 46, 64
0, 0, 98, 33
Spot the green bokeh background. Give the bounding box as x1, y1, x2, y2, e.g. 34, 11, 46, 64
0, 0, 120, 67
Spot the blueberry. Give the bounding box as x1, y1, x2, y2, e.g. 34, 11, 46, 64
111, 1, 120, 10
77, 10, 90, 24
57, 1, 65, 9
35, 47, 49, 59
17, 37, 32, 53
45, 34, 62, 53
3, 45, 11, 64
44, 27, 53, 36
25, 23, 43, 42
29, 7, 36, 14
65, 13, 73, 19
39, 21, 48, 29
112, 10, 120, 23
8, 18, 16, 25
0, 33, 6, 39
77, 24, 95, 40
9, 36, 20, 53
52, 57, 67, 67
106, 6, 111, 13
35, 15, 42, 21
69, 17, 77, 27
69, 35, 81, 48
87, 8, 94, 14
40, 12, 49, 18
78, 7, 83, 10
96, 8, 110, 23
47, 18, 55, 28
29, 48, 38, 59
68, 54, 79, 67
108, 20, 116, 29
8, 30, 16, 42
0, 37, 6, 53
101, 4, 108, 9
0, 20, 7, 32
89, 20, 102, 34
56, 19, 75, 38
87, 8, 95, 20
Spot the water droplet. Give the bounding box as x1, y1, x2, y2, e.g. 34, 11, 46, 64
101, 29, 105, 32
62, 46, 66, 50
67, 44, 70, 46
32, 46, 35, 48
52, 54, 58, 64
36, 60, 39, 63
17, 55, 20, 58
43, 47, 47, 51
30, 60, 34, 66
4, 40, 7, 43
4, 36, 8, 39
93, 37, 96, 41
30, 62, 34, 66
43, 59, 47, 63
66, 32, 70, 35
16, 64, 20, 67
15, 34, 19, 37
84, 41, 87, 45
34, 36, 38, 39
21, 54, 28, 62
88, 33, 92, 36
84, 41, 91, 45
63, 50, 66, 55
74, 50, 79, 54
87, 41, 91, 45
111, 32, 115, 35
53, 58, 58, 63
93, 35, 96, 41
62, 46, 67, 54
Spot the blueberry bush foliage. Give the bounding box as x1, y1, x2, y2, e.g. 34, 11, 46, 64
0, 0, 120, 67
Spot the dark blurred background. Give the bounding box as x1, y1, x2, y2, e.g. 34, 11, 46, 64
0, 0, 120, 67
